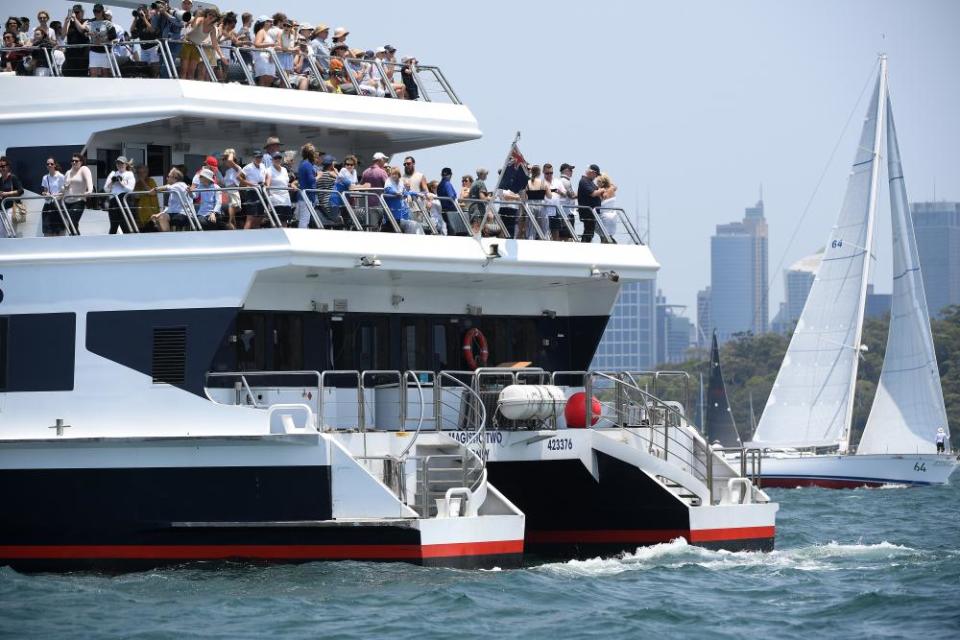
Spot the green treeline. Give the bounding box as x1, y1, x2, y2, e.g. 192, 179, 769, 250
661, 306, 960, 445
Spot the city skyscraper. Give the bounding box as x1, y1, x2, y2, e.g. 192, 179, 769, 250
696, 287, 711, 348
591, 278, 657, 372
710, 198, 769, 342
772, 249, 821, 334
656, 290, 692, 364
911, 201, 960, 317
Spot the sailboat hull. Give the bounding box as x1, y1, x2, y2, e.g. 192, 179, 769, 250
757, 453, 957, 488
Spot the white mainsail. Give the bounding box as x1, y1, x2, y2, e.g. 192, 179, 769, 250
856, 93, 950, 455
752, 67, 886, 449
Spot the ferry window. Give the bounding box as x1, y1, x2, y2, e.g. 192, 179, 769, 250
147, 145, 171, 177
431, 324, 447, 371
402, 323, 417, 371
356, 324, 377, 371
0, 317, 7, 390
273, 314, 303, 370
330, 317, 349, 369
237, 313, 266, 371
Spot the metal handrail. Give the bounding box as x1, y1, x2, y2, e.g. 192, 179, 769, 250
119, 188, 194, 231
343, 190, 401, 233
517, 200, 549, 241
594, 206, 644, 245
107, 193, 140, 234
1, 194, 78, 236
204, 370, 322, 417
0, 44, 460, 102
203, 185, 280, 228
405, 193, 440, 235
0, 45, 58, 76
319, 370, 363, 431
438, 371, 487, 491
431, 195, 474, 237
460, 197, 510, 238
314, 187, 364, 231
397, 371, 428, 459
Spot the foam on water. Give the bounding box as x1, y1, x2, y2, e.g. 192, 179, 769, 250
536, 538, 934, 577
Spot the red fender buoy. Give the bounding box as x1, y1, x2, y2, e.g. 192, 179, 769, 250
565, 391, 601, 428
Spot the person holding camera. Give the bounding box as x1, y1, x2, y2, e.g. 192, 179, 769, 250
82, 3, 117, 78
104, 156, 135, 234
62, 4, 89, 77
130, 5, 160, 77
150, 0, 183, 66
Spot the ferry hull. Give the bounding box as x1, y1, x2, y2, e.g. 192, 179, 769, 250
0, 448, 523, 572
486, 434, 776, 557
758, 453, 958, 488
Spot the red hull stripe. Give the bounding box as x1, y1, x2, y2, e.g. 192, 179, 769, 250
527, 526, 775, 544
0, 540, 523, 561
762, 477, 888, 489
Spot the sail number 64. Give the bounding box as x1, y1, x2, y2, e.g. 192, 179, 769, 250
831, 239, 843, 249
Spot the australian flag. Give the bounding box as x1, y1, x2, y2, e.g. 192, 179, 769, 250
496, 142, 529, 193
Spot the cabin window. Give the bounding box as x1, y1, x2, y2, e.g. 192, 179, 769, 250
431, 323, 448, 371
237, 313, 266, 371
273, 314, 303, 370
402, 323, 417, 371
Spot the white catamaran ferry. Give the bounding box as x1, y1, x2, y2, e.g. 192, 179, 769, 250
0, 4, 776, 570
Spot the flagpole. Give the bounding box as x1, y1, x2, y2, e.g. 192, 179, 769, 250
495, 131, 522, 193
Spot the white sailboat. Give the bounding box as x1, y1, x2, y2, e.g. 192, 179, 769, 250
749, 56, 957, 487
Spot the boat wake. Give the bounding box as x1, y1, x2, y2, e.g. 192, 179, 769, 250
534, 538, 936, 577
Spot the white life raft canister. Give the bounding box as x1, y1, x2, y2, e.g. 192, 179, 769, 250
497, 385, 567, 421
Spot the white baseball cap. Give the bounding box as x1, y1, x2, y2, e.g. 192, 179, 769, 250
372, 152, 388, 161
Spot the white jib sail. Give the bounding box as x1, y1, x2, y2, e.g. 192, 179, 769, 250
856, 93, 950, 455
752, 70, 885, 449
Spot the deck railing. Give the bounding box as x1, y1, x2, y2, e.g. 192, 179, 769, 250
0, 41, 462, 104
4, 184, 647, 245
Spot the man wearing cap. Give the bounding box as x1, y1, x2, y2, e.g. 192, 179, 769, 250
104, 156, 135, 234
577, 164, 604, 243
194, 168, 223, 230
361, 152, 389, 190
436, 168, 462, 234
239, 150, 268, 229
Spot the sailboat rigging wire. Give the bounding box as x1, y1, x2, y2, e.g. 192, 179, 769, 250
767, 60, 881, 300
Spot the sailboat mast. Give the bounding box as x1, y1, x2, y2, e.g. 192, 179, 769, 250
840, 55, 888, 453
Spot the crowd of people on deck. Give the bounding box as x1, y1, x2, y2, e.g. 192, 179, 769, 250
1, 3, 423, 97
2, 137, 620, 242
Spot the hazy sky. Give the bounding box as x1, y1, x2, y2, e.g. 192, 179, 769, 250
17, 1, 960, 316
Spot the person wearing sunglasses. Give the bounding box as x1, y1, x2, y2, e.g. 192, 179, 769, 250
62, 153, 92, 233
40, 157, 65, 236
0, 157, 24, 238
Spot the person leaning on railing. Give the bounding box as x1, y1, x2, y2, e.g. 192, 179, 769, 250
0, 157, 24, 239
382, 166, 420, 234
149, 167, 190, 232
181, 7, 222, 81
216, 11, 241, 82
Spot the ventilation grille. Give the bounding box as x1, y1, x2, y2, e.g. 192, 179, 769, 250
152, 327, 186, 385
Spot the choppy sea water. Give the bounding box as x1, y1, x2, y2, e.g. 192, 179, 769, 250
2, 481, 959, 639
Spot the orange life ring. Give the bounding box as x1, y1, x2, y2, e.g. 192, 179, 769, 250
462, 328, 489, 370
